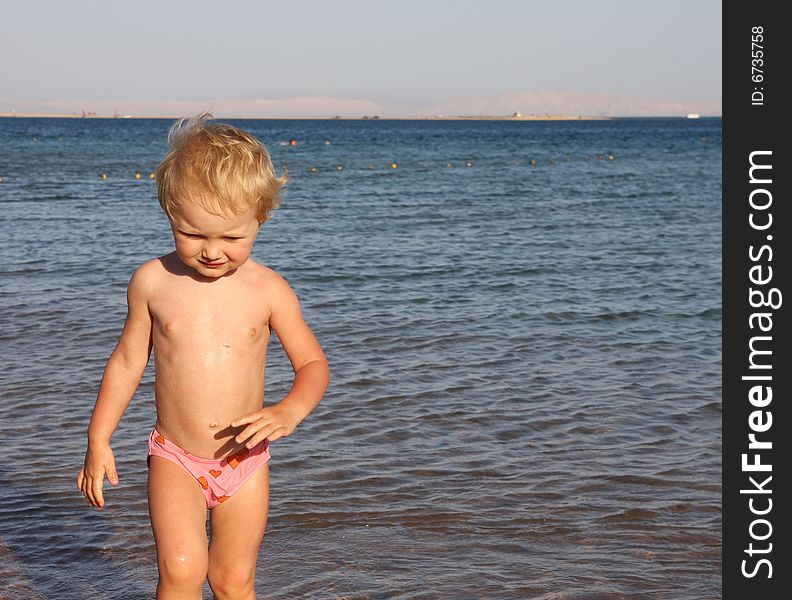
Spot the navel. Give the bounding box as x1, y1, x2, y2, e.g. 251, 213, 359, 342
209, 421, 219, 429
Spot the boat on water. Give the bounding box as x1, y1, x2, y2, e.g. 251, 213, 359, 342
686, 113, 701, 119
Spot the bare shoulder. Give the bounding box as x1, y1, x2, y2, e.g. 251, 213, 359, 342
128, 256, 169, 295
245, 260, 296, 297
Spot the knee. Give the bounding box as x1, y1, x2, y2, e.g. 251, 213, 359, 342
157, 550, 208, 591
208, 560, 256, 599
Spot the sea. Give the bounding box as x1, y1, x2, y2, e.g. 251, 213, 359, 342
0, 116, 721, 599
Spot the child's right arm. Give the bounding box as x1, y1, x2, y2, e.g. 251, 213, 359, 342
77, 266, 153, 509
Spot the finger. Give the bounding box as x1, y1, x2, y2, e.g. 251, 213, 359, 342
83, 476, 96, 506
92, 477, 105, 508
87, 478, 99, 507
80, 479, 96, 506
235, 422, 265, 444
231, 412, 263, 428
266, 429, 284, 443
106, 462, 119, 486
77, 468, 85, 490
247, 427, 279, 448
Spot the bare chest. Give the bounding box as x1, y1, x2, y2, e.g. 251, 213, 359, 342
149, 279, 270, 348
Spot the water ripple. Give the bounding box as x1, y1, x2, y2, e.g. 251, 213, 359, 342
0, 116, 721, 599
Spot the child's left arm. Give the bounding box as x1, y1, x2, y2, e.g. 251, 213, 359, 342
232, 276, 329, 447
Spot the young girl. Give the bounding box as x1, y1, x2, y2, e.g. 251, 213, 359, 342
77, 114, 329, 599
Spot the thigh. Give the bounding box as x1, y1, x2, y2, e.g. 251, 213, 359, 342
148, 455, 209, 562
208, 462, 269, 567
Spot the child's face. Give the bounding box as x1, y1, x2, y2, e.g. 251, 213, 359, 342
169, 201, 262, 279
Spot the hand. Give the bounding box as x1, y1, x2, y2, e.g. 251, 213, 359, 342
231, 402, 300, 448
77, 442, 119, 509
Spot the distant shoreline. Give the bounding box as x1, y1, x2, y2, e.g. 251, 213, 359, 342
0, 112, 611, 121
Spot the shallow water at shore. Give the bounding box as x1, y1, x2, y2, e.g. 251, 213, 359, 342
0, 117, 721, 599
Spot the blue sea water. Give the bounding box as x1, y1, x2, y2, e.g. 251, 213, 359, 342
0, 116, 721, 599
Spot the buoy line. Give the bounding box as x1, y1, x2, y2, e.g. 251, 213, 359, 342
87, 154, 617, 180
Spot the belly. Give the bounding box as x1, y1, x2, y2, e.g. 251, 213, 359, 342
152, 344, 267, 459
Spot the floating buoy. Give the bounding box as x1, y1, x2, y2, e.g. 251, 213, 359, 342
134, 172, 142, 179
466, 161, 473, 167
607, 154, 615, 161
336, 165, 344, 171
390, 162, 398, 169
529, 159, 537, 166
149, 173, 156, 179
100, 173, 108, 180
446, 162, 453, 168
289, 138, 298, 146
309, 166, 318, 172
324, 140, 332, 145
367, 164, 375, 170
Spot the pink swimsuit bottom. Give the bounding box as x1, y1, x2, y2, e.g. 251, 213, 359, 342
147, 428, 271, 509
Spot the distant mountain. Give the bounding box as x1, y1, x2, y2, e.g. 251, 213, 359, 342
2, 90, 720, 118
435, 90, 721, 118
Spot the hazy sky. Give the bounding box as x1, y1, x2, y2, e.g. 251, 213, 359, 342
0, 0, 721, 116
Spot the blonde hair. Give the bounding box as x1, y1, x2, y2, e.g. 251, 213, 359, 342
156, 113, 287, 222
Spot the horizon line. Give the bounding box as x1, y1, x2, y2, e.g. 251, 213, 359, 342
0, 112, 720, 121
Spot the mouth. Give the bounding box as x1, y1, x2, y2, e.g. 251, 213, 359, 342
200, 260, 226, 268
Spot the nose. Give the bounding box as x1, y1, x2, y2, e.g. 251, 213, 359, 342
201, 240, 222, 261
